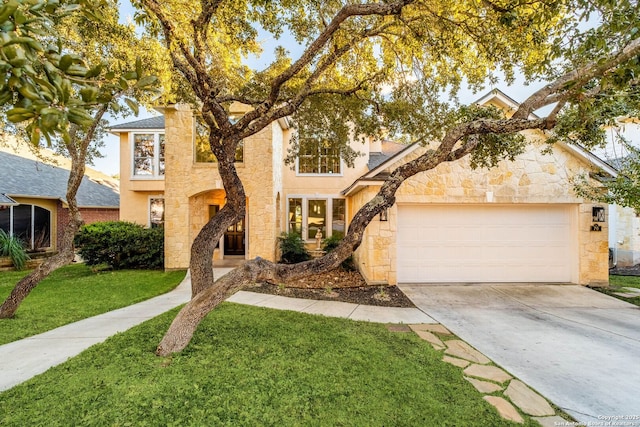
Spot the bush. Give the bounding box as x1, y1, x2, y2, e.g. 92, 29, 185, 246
322, 234, 356, 271
278, 232, 311, 264
74, 221, 164, 270
0, 229, 29, 270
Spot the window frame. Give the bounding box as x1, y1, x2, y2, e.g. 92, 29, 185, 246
131, 132, 166, 179
295, 144, 343, 176
193, 116, 244, 164
0, 204, 52, 250
148, 196, 165, 228
286, 195, 347, 242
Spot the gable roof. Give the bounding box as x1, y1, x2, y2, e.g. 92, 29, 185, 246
109, 116, 165, 131
0, 151, 120, 208
343, 88, 618, 196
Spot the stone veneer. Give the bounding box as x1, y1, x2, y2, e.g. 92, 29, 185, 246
352, 132, 609, 286
162, 104, 284, 269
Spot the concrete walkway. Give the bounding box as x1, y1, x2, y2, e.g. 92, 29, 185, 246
399, 284, 640, 425
0, 271, 433, 392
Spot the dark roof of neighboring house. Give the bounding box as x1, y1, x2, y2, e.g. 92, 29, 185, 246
0, 193, 18, 206
367, 140, 409, 170
0, 151, 119, 208
109, 116, 165, 130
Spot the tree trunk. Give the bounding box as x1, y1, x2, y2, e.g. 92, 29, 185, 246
156, 115, 558, 355
189, 152, 246, 297
0, 109, 107, 318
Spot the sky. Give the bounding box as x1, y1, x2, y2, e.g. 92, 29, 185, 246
94, 1, 549, 177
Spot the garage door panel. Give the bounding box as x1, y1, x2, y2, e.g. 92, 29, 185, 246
397, 205, 573, 283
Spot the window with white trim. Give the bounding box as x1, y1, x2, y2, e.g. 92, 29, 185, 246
287, 197, 346, 240
133, 133, 165, 177
194, 117, 243, 163
0, 204, 51, 250
297, 143, 341, 175
149, 197, 164, 228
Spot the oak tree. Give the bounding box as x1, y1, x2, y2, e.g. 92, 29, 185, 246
130, 0, 640, 355
0, 0, 169, 317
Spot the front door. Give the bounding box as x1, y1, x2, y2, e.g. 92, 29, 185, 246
224, 217, 245, 256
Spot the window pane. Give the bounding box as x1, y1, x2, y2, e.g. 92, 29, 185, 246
12, 204, 31, 245
235, 140, 244, 163
0, 207, 9, 234
332, 199, 346, 239
150, 198, 165, 228
297, 142, 340, 174
288, 198, 302, 236
134, 134, 155, 175
159, 134, 166, 175
194, 117, 217, 163
307, 199, 326, 240
33, 206, 50, 249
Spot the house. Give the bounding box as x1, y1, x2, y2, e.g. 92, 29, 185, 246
0, 140, 120, 252
110, 90, 612, 286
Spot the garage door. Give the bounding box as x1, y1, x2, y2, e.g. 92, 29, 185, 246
397, 205, 574, 283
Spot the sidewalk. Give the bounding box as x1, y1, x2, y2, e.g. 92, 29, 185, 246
0, 270, 433, 392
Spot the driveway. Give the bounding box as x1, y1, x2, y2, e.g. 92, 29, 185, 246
398, 284, 640, 425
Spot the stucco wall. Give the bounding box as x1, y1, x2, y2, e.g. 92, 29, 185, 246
351, 137, 609, 286
611, 205, 640, 266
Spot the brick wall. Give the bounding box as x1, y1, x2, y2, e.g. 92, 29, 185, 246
56, 204, 119, 251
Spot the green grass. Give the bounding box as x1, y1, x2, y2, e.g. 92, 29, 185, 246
597, 275, 640, 307
0, 264, 186, 345
0, 304, 538, 426
609, 275, 640, 289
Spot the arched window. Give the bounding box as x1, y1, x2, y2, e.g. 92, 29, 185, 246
0, 204, 51, 250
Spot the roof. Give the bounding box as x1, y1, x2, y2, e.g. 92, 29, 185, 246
367, 140, 408, 169
0, 150, 120, 208
0, 193, 18, 206
343, 88, 618, 196
109, 116, 165, 131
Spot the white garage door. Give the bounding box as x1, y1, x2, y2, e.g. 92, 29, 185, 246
397, 205, 574, 283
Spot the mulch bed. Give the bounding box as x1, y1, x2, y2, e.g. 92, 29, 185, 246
243, 268, 416, 308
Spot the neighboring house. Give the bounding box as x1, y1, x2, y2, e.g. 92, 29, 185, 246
591, 118, 640, 267
0, 141, 120, 252
111, 90, 613, 286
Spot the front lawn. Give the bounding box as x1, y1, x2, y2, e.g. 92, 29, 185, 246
0, 303, 538, 426
599, 275, 640, 307
0, 264, 186, 345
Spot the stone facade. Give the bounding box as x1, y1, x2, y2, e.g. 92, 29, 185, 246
351, 133, 610, 286
161, 105, 284, 269
115, 96, 610, 285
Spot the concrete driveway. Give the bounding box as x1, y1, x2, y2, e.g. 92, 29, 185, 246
398, 284, 640, 425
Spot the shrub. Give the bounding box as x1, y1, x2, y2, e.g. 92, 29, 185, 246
322, 234, 356, 271
74, 221, 164, 269
0, 229, 29, 270
278, 232, 311, 264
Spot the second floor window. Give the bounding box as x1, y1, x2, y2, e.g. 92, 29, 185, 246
133, 133, 165, 177
297, 142, 341, 175
194, 117, 244, 163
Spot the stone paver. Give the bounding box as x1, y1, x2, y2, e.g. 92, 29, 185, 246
444, 340, 491, 364
442, 355, 471, 368
613, 292, 640, 298
464, 364, 512, 383
505, 379, 555, 416
533, 416, 573, 427
483, 396, 524, 424
386, 324, 412, 332
414, 330, 444, 347
621, 287, 640, 294
409, 324, 452, 335
464, 376, 503, 393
